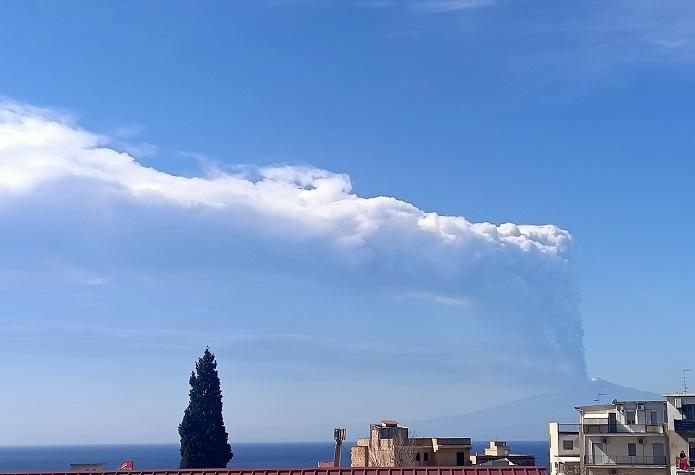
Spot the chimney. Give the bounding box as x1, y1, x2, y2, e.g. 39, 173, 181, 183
334, 428, 347, 467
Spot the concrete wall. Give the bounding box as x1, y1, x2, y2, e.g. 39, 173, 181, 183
435, 447, 471, 467
549, 423, 580, 475
351, 446, 368, 467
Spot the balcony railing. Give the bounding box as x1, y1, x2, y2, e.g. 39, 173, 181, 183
559, 424, 580, 433
675, 420, 695, 432
584, 456, 667, 466
583, 424, 663, 434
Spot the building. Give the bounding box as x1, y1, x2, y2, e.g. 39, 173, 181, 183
471, 441, 536, 466
549, 422, 580, 475
663, 392, 695, 475
550, 400, 669, 475
350, 420, 472, 467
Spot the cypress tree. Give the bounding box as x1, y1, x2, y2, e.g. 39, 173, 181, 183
179, 348, 233, 468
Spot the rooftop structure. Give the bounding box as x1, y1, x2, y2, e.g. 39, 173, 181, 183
471, 442, 536, 467
351, 420, 472, 467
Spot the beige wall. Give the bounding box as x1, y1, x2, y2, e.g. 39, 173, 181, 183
351, 446, 368, 467
351, 433, 471, 467
434, 447, 471, 466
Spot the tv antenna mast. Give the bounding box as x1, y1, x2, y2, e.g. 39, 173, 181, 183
593, 379, 606, 404
683, 369, 692, 393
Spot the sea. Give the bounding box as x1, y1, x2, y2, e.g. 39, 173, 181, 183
0, 441, 549, 472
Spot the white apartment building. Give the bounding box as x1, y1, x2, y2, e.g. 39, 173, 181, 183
551, 400, 669, 475
549, 422, 580, 475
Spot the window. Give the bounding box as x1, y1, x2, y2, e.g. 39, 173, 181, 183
628, 444, 637, 457
416, 453, 421, 462
653, 443, 665, 464
626, 411, 636, 424
424, 453, 429, 462
649, 410, 657, 425
563, 440, 574, 450
456, 452, 466, 466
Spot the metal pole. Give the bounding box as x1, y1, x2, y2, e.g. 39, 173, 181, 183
334, 428, 346, 467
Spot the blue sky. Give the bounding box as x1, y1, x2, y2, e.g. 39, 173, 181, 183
1, 0, 694, 445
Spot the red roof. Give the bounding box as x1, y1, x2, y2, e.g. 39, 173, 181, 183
0, 467, 547, 475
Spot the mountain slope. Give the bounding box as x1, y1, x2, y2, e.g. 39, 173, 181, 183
407, 379, 660, 440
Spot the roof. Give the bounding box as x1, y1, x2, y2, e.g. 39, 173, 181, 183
575, 405, 613, 411
611, 401, 664, 405
0, 467, 548, 475
576, 400, 666, 411
476, 460, 514, 467
475, 455, 536, 459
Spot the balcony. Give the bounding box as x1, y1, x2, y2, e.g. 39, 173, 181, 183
675, 420, 695, 432
583, 424, 663, 434
559, 424, 580, 433
584, 456, 667, 466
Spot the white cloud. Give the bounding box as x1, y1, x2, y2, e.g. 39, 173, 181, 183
382, 0, 695, 73
408, 290, 471, 307
590, 0, 695, 64
0, 99, 586, 385
0, 100, 573, 257
411, 0, 495, 13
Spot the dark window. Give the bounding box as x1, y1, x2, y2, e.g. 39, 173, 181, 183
683, 405, 695, 421
626, 411, 636, 424
628, 444, 637, 457
563, 440, 574, 450
424, 453, 429, 462
456, 452, 466, 466
415, 453, 420, 462
380, 426, 408, 440
609, 413, 618, 433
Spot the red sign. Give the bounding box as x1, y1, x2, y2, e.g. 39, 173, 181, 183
117, 461, 133, 470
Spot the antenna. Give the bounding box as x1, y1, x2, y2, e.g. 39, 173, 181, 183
683, 369, 692, 393
594, 380, 605, 404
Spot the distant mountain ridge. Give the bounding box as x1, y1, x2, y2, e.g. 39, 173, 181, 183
407, 379, 660, 440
